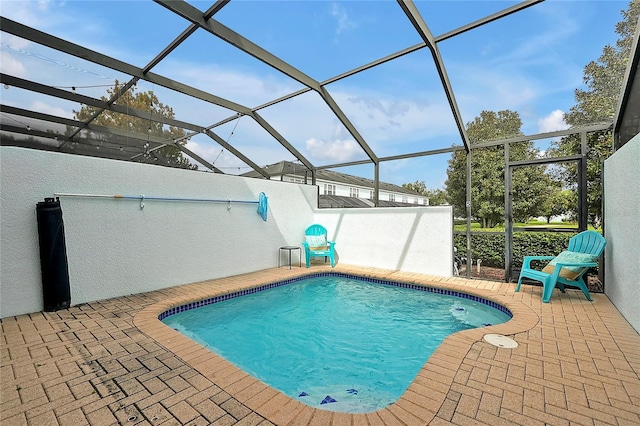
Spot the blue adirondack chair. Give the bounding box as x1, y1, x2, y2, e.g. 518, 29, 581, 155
302, 224, 336, 268
516, 230, 606, 303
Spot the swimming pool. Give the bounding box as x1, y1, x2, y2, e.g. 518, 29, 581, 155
161, 273, 511, 413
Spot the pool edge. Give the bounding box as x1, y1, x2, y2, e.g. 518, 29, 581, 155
133, 265, 540, 425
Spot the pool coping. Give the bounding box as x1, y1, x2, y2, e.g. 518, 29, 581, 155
133, 265, 540, 425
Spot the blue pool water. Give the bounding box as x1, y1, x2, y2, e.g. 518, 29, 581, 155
162, 275, 511, 413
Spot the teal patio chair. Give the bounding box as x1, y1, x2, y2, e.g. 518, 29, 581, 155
516, 230, 606, 303
302, 224, 336, 268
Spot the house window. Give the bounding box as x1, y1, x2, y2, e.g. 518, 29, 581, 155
323, 184, 336, 195
402, 195, 408, 203
368, 190, 374, 200
389, 193, 396, 202
349, 187, 359, 198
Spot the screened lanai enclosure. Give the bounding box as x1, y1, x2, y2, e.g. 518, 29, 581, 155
2, 0, 639, 284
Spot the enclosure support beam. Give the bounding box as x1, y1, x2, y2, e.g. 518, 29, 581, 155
374, 163, 380, 207
471, 123, 612, 149
465, 152, 472, 278
0, 75, 206, 135
579, 131, 589, 231
397, 0, 471, 153
155, 0, 378, 167
505, 143, 513, 283
437, 0, 544, 42
203, 129, 270, 179
0, 18, 252, 115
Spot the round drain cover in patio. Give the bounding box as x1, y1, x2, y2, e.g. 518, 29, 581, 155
484, 334, 518, 348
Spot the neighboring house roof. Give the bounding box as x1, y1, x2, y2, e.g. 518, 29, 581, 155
319, 195, 374, 208
318, 195, 422, 208
242, 160, 422, 196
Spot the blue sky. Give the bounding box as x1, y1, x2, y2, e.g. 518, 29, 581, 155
0, 0, 631, 188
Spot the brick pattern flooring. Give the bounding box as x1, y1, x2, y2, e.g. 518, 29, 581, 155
1, 265, 639, 425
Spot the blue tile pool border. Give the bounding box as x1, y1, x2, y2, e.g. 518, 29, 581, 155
158, 272, 513, 321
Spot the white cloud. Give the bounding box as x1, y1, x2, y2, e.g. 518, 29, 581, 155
0, 50, 28, 78
185, 137, 292, 174
321, 87, 460, 157
1, 0, 131, 65
454, 65, 539, 116
538, 109, 569, 133
185, 139, 246, 172
30, 100, 74, 119
1, 0, 48, 28
174, 62, 299, 109
330, 3, 356, 35
305, 137, 361, 162
1, 1, 86, 38
185, 138, 235, 159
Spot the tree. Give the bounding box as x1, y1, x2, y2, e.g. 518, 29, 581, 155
511, 165, 557, 223
565, 0, 639, 126
539, 188, 572, 224
73, 81, 196, 169
549, 0, 639, 226
402, 181, 447, 205
424, 187, 447, 206
402, 180, 427, 195
445, 110, 549, 227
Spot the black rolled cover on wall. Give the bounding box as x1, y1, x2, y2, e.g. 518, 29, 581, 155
36, 197, 71, 311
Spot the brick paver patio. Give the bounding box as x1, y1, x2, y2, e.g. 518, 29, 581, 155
2, 265, 639, 425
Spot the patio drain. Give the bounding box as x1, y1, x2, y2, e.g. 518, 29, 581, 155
483, 334, 518, 348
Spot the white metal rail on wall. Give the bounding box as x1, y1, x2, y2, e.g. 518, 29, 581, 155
53, 192, 269, 221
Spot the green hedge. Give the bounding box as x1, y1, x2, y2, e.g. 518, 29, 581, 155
454, 232, 578, 268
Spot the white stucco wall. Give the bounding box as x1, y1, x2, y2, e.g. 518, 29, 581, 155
0, 147, 317, 318
604, 135, 640, 333
1, 147, 453, 318
314, 206, 453, 276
